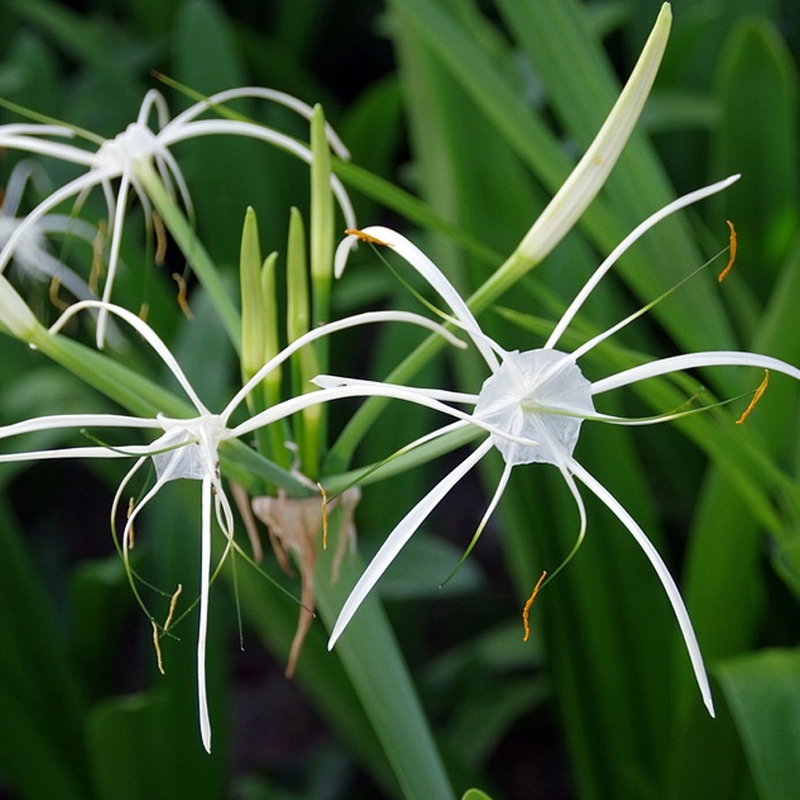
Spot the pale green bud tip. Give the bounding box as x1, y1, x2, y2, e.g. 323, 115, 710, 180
516, 2, 672, 264
0, 274, 42, 340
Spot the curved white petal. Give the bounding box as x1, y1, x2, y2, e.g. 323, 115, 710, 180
198, 476, 213, 753
0, 133, 97, 166
349, 225, 500, 371
223, 309, 465, 421
166, 86, 351, 160
328, 437, 494, 649
158, 119, 356, 230
592, 351, 800, 395
49, 301, 209, 413
0, 412, 160, 439
571, 460, 714, 716
312, 373, 478, 405
547, 175, 740, 350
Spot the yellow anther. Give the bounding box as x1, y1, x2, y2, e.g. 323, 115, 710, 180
153, 212, 168, 265
317, 482, 329, 550
89, 221, 107, 295
163, 583, 182, 633
344, 228, 392, 247
48, 276, 68, 311
736, 369, 769, 424
126, 496, 136, 549
718, 220, 737, 283
172, 272, 194, 320
522, 570, 547, 642
152, 620, 165, 675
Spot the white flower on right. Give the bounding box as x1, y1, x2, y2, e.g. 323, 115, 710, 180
323, 174, 800, 719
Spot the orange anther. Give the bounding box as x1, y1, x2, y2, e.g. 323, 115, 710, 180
172, 272, 194, 320
344, 228, 392, 247
317, 482, 329, 550
718, 220, 737, 283
522, 570, 547, 642
736, 369, 769, 424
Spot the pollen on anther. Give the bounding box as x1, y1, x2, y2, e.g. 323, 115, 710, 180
89, 221, 107, 294
736, 369, 769, 424
318, 482, 329, 550
718, 220, 737, 283
48, 276, 68, 311
522, 570, 547, 642
172, 272, 194, 320
344, 228, 392, 247
153, 212, 168, 265
127, 496, 136, 548
152, 621, 165, 675
163, 583, 182, 633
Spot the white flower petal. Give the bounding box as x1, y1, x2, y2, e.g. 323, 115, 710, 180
547, 175, 740, 351
592, 351, 800, 395
224, 309, 465, 422
350, 226, 500, 370
571, 460, 714, 716
49, 301, 209, 413
198, 476, 213, 753
328, 437, 494, 649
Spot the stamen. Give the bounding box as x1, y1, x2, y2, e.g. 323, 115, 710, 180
48, 276, 68, 311
718, 220, 737, 283
153, 212, 167, 265
344, 228, 392, 247
89, 221, 107, 295
163, 583, 182, 632
127, 496, 136, 548
522, 570, 547, 642
138, 302, 150, 322
736, 369, 769, 424
317, 482, 329, 550
172, 272, 194, 320
152, 620, 165, 675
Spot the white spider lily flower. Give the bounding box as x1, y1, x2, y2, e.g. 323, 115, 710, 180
1, 161, 98, 301
0, 87, 356, 346
323, 176, 800, 719
0, 300, 460, 753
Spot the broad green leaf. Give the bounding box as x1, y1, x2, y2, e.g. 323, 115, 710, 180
0, 494, 91, 800
717, 649, 800, 800
713, 17, 800, 288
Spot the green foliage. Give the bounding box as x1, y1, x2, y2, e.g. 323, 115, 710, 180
1, 0, 799, 799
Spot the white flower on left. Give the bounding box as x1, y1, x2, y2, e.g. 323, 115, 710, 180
0, 299, 459, 752
0, 87, 356, 346
1, 161, 97, 301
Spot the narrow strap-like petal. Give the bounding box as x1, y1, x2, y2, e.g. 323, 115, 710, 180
546, 175, 740, 351
592, 351, 800, 395
571, 460, 714, 717
198, 475, 213, 753
328, 438, 494, 649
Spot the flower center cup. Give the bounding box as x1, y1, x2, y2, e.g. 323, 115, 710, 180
474, 349, 595, 467
95, 123, 162, 172
152, 414, 226, 482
